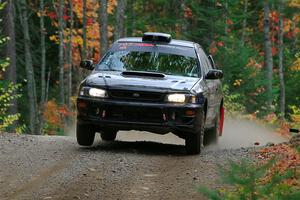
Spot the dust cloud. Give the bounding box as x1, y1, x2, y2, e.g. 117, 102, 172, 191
207, 118, 287, 150
117, 118, 288, 150
67, 117, 287, 150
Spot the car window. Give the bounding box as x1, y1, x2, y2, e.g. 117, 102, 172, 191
198, 48, 213, 70
96, 43, 200, 77
196, 47, 209, 75
208, 55, 216, 69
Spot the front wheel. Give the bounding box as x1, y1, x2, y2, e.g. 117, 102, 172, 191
76, 123, 95, 146
185, 111, 205, 154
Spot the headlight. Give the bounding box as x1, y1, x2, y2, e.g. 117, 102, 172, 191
166, 94, 197, 103
80, 87, 108, 98
89, 88, 107, 97
166, 94, 186, 103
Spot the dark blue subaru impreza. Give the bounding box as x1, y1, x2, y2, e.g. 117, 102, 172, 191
77, 32, 224, 154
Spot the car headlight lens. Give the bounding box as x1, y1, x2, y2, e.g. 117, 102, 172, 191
89, 88, 107, 97
79, 87, 108, 98
166, 94, 186, 103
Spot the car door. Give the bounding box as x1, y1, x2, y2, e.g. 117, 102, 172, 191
201, 49, 222, 124
195, 46, 215, 128
208, 54, 223, 112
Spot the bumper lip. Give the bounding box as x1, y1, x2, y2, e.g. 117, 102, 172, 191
77, 116, 198, 134
77, 96, 202, 109
76, 96, 204, 134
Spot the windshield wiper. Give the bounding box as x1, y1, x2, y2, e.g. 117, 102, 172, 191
102, 69, 122, 72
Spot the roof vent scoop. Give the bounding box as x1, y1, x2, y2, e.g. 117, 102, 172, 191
142, 32, 172, 43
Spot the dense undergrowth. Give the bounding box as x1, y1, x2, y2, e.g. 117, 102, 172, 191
198, 134, 300, 200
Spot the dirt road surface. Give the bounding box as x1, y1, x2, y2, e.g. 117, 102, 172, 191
0, 118, 287, 200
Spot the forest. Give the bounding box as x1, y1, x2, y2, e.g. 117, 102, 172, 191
0, 0, 299, 135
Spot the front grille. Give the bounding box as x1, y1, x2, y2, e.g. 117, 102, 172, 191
107, 106, 163, 123
109, 90, 164, 102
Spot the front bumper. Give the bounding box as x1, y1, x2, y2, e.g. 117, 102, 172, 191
77, 97, 204, 135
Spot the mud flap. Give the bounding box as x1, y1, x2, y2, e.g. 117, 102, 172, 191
219, 106, 224, 136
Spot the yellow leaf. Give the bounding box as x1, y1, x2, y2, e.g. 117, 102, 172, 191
49, 35, 57, 42
289, 0, 300, 8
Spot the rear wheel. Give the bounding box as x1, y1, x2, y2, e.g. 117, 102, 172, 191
100, 130, 118, 141
185, 110, 205, 154
76, 123, 95, 146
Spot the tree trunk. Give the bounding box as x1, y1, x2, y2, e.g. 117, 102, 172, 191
126, 0, 135, 36
292, 18, 298, 51
99, 0, 108, 57
224, 1, 228, 35
82, 0, 87, 60
39, 0, 46, 134
67, 0, 74, 110
278, 0, 285, 119
40, 0, 46, 106
263, 0, 273, 110
4, 0, 18, 118
17, 0, 38, 134
45, 68, 51, 102
180, 1, 188, 37
115, 0, 126, 40
58, 0, 65, 105
241, 0, 248, 46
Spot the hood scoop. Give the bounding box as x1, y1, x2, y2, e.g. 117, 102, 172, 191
121, 71, 165, 78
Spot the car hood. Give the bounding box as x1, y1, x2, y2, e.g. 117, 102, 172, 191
84, 71, 199, 92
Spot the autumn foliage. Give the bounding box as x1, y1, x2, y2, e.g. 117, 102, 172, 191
257, 136, 300, 188
43, 100, 73, 135
48, 0, 116, 64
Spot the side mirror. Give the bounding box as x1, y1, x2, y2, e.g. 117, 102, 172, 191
80, 60, 94, 70
290, 128, 299, 133
208, 55, 216, 69
205, 69, 223, 80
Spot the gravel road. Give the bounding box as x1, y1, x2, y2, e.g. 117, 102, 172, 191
0, 119, 287, 200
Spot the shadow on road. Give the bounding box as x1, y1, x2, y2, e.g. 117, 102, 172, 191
75, 118, 288, 156
77, 140, 189, 156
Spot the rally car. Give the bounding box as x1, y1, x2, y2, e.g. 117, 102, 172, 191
77, 32, 224, 154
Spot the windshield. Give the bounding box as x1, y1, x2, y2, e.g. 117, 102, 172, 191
96, 43, 200, 77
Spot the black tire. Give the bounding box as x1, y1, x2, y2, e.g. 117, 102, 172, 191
204, 111, 220, 145
185, 110, 205, 155
100, 130, 117, 141
76, 123, 95, 146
